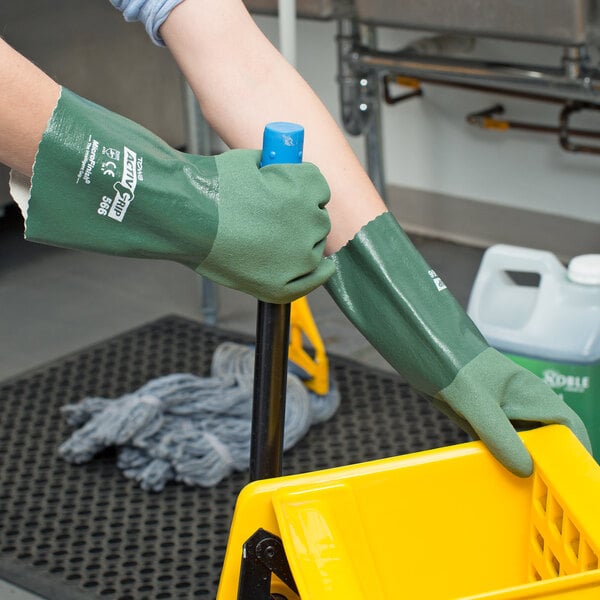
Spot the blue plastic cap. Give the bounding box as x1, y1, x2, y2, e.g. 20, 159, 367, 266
260, 122, 304, 166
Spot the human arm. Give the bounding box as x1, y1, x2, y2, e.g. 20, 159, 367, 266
146, 0, 590, 473
324, 212, 591, 476
0, 38, 60, 177
1, 37, 334, 303
158, 0, 386, 254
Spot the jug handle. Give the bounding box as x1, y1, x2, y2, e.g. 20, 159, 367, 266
467, 244, 565, 322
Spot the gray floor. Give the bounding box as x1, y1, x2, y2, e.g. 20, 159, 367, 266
0, 201, 484, 599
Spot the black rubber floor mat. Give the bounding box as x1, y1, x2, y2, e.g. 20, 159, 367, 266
0, 315, 468, 599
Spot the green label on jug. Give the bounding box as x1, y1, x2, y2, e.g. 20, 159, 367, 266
504, 352, 600, 460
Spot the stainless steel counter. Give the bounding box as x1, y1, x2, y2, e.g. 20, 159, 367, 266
354, 0, 599, 45
243, 0, 353, 20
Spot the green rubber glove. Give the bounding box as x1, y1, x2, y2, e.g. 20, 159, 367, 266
325, 212, 591, 476
16, 88, 334, 303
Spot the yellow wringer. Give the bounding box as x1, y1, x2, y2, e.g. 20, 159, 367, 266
288, 296, 329, 396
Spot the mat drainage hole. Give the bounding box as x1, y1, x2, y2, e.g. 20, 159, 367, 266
100, 588, 116, 596
32, 559, 48, 567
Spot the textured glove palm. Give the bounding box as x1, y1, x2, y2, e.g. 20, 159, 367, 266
325, 212, 591, 476
16, 88, 334, 303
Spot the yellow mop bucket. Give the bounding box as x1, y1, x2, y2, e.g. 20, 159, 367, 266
218, 425, 600, 599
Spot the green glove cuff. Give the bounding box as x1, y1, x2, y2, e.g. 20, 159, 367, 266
20, 88, 334, 303
26, 87, 218, 266
325, 212, 488, 396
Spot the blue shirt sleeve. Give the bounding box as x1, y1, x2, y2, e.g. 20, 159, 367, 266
109, 0, 186, 46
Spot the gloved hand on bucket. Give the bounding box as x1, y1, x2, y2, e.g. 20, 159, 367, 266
11, 88, 334, 303
325, 212, 591, 477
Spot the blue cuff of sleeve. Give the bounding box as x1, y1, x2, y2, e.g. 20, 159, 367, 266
110, 0, 186, 46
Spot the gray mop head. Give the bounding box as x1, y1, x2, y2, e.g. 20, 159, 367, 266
58, 342, 340, 492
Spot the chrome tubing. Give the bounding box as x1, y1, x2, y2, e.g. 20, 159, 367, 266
350, 45, 600, 105
337, 17, 368, 136
362, 25, 386, 200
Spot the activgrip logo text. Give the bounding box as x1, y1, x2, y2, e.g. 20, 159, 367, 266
97, 146, 139, 222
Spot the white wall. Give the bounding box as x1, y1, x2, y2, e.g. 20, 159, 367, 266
255, 15, 600, 225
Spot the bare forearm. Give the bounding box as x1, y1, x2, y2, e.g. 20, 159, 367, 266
160, 0, 386, 253
0, 39, 60, 176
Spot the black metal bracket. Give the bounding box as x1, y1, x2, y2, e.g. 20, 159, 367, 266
559, 101, 600, 155
237, 528, 299, 600
466, 104, 508, 129
383, 74, 423, 104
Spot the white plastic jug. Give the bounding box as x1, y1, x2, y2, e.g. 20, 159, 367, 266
467, 244, 600, 457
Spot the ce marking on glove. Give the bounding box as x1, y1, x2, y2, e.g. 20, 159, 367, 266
101, 161, 117, 178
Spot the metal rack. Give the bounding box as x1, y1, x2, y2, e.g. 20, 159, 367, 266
337, 0, 600, 197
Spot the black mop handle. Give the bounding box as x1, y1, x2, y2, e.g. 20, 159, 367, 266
249, 122, 305, 482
